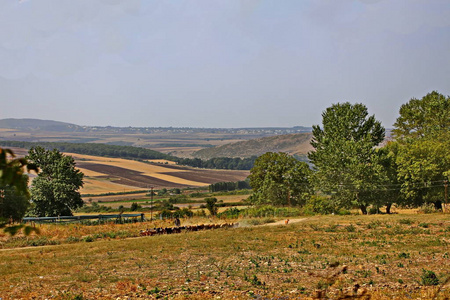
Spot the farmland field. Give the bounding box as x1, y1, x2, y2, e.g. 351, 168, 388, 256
72, 153, 249, 194
1, 212, 449, 299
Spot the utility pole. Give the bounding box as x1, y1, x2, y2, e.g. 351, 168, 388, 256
150, 186, 154, 221
445, 180, 448, 212
0, 189, 4, 217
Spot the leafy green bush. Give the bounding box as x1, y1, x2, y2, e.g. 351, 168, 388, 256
241, 205, 302, 218
303, 195, 335, 215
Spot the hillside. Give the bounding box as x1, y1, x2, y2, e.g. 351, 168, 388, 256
193, 132, 314, 159
0, 118, 81, 132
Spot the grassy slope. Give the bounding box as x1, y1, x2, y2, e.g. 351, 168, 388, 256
193, 132, 313, 159
1, 213, 449, 299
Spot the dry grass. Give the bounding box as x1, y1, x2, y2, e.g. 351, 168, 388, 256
1, 212, 449, 299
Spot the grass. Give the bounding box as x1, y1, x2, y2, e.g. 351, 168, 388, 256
1, 212, 449, 299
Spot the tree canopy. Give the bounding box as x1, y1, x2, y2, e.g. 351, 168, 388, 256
308, 102, 385, 214
393, 91, 449, 140
27, 147, 84, 217
248, 152, 312, 206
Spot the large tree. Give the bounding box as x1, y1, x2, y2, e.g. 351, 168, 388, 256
248, 152, 312, 206
308, 102, 385, 214
0, 147, 39, 235
392, 91, 450, 209
27, 147, 84, 217
393, 91, 449, 140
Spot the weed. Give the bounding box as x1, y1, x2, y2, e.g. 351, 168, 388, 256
420, 269, 440, 286
398, 218, 413, 225
345, 224, 356, 232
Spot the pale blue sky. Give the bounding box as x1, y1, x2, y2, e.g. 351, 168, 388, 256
1, 0, 449, 128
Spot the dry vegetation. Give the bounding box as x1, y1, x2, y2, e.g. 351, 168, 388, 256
1, 212, 449, 299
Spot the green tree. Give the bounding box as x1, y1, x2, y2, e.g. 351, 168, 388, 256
392, 92, 450, 209
0, 181, 30, 221
0, 148, 39, 235
308, 103, 385, 214
248, 152, 312, 206
393, 91, 449, 140
205, 197, 218, 216
395, 133, 449, 209
376, 142, 404, 213
27, 147, 84, 217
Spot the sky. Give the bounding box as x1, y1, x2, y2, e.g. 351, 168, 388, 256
0, 0, 449, 129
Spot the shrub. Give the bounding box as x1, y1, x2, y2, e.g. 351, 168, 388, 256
420, 269, 439, 286
398, 218, 413, 225
417, 203, 438, 214
303, 195, 335, 215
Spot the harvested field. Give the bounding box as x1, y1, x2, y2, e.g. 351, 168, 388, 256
69, 153, 249, 194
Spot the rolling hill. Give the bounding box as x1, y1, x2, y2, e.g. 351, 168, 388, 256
192, 132, 314, 159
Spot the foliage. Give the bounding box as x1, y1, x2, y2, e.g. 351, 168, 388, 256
209, 180, 251, 192
249, 152, 312, 206
392, 92, 450, 208
395, 133, 449, 208
130, 202, 141, 211
240, 205, 302, 218
205, 197, 218, 216
303, 195, 336, 215
0, 182, 30, 221
176, 156, 257, 170
393, 91, 449, 140
420, 269, 440, 286
0, 147, 37, 197
0, 147, 39, 236
308, 102, 385, 214
27, 147, 84, 217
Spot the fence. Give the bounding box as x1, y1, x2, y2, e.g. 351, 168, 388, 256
23, 213, 145, 224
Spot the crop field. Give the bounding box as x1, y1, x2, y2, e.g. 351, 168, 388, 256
34, 152, 249, 195
1, 212, 449, 299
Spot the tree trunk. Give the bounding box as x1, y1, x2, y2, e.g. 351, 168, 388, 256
434, 200, 443, 210
386, 203, 392, 214
360, 205, 367, 215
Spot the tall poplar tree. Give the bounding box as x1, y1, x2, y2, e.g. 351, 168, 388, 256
308, 103, 385, 214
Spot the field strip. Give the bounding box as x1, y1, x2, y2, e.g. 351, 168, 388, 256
77, 168, 106, 177
81, 178, 146, 194
68, 153, 184, 173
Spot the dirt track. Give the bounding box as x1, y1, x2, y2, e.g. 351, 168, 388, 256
261, 217, 308, 226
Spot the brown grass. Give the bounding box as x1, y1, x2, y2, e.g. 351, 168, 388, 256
1, 212, 449, 299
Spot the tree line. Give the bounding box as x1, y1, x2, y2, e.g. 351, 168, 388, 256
248, 91, 449, 214
209, 180, 251, 192
177, 156, 257, 170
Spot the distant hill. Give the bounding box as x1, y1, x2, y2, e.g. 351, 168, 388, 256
0, 118, 81, 132
192, 132, 314, 159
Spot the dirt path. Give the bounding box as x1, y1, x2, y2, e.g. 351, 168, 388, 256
260, 217, 308, 226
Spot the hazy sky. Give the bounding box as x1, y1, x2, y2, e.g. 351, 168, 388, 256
1, 0, 449, 128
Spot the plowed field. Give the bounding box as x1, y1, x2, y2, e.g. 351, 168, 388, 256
69, 153, 249, 194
